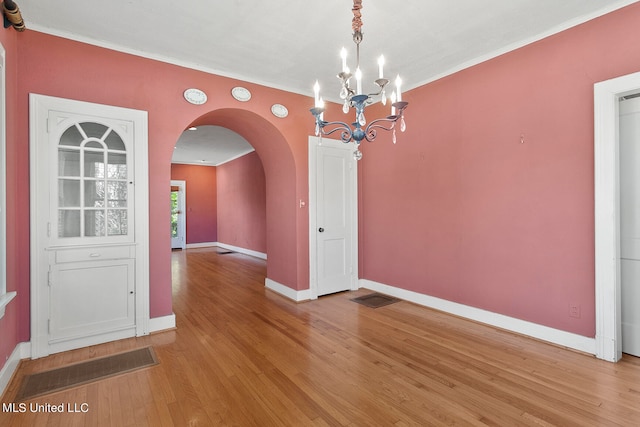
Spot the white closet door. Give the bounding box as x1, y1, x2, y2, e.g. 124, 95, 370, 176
620, 96, 640, 357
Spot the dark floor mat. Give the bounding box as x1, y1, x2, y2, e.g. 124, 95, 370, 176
16, 347, 158, 401
351, 293, 400, 308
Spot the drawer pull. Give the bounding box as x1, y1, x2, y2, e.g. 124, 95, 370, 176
89, 253, 101, 258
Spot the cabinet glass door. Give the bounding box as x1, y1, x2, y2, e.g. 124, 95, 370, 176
57, 122, 130, 241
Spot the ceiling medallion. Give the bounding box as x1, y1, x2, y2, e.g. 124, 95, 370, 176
231, 86, 252, 102
183, 88, 208, 105
271, 104, 288, 118
310, 0, 408, 160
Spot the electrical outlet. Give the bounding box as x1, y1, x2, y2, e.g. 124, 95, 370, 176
569, 303, 581, 318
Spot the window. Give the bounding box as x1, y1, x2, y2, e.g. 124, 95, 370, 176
57, 122, 129, 240
0, 42, 15, 319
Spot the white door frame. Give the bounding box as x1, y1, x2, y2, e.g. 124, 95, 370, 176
171, 180, 186, 250
29, 94, 150, 358
308, 136, 359, 299
594, 71, 640, 362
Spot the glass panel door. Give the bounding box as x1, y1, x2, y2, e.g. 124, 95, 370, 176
56, 122, 130, 242
171, 189, 179, 239
170, 181, 185, 249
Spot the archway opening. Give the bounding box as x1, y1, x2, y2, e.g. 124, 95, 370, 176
171, 108, 299, 292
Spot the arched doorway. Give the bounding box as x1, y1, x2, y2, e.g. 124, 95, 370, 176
175, 108, 303, 297
171, 125, 267, 258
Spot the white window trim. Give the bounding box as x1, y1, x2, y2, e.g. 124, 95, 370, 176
0, 42, 15, 319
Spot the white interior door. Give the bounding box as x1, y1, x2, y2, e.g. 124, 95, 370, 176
30, 94, 150, 358
620, 95, 640, 357
309, 137, 358, 297
171, 180, 186, 249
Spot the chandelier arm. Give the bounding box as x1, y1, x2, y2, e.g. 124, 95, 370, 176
364, 118, 398, 142
317, 120, 354, 143
362, 79, 389, 100
364, 127, 377, 142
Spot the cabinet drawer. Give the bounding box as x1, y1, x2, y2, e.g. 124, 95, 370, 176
54, 245, 134, 263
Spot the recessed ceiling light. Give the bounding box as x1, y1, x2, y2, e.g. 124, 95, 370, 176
188, 126, 197, 131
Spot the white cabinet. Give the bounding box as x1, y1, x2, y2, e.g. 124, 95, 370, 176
30, 95, 149, 358
48, 245, 135, 343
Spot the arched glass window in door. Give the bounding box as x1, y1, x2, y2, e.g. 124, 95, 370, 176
57, 122, 129, 238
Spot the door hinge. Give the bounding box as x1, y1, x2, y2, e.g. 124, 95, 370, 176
47, 267, 52, 287
47, 319, 50, 334
47, 222, 51, 237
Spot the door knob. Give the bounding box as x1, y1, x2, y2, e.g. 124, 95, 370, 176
318, 227, 324, 232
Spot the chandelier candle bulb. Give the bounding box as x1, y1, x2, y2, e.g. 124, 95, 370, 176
378, 55, 385, 79
391, 91, 397, 115
341, 47, 348, 72
313, 81, 321, 108
395, 75, 402, 101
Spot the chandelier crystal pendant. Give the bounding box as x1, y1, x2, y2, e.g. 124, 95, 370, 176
310, 0, 408, 160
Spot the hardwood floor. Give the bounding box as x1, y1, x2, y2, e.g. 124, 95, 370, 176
2, 247, 640, 426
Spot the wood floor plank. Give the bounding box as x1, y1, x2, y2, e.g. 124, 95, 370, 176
2, 247, 640, 425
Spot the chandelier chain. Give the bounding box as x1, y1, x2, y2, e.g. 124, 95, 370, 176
351, 0, 363, 33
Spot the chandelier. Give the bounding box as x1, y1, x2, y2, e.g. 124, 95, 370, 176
310, 0, 408, 160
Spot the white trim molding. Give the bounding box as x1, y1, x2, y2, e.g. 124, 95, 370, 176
594, 71, 640, 362
149, 313, 176, 333
185, 241, 217, 249
0, 291, 15, 319
0, 42, 6, 319
0, 342, 31, 397
185, 241, 267, 260
216, 242, 267, 260
265, 278, 311, 302
360, 279, 597, 355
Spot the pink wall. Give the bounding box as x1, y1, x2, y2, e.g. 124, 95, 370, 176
217, 152, 267, 253
11, 30, 313, 345
3, 4, 640, 376
171, 164, 218, 244
360, 2, 640, 337
0, 27, 19, 370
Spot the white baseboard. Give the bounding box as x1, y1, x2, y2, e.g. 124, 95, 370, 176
149, 313, 176, 332
185, 241, 217, 249
216, 242, 267, 260
265, 278, 311, 302
185, 241, 267, 260
359, 279, 597, 356
0, 342, 31, 398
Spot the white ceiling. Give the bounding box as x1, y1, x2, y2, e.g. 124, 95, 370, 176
172, 126, 254, 167
17, 0, 639, 164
